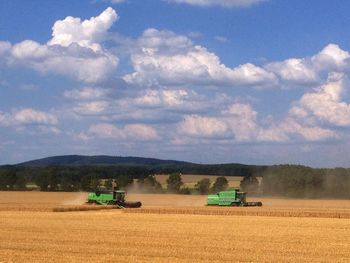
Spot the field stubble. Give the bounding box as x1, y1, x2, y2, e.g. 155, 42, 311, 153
1, 192, 350, 218
1, 210, 350, 262
0, 192, 350, 262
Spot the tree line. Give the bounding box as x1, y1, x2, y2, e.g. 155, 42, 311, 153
1, 164, 350, 198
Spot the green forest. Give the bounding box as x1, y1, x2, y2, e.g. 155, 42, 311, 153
0, 163, 349, 198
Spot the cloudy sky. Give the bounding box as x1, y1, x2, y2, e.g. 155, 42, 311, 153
1, 0, 350, 167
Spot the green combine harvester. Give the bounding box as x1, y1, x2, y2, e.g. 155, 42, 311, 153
207, 189, 262, 207
87, 190, 142, 208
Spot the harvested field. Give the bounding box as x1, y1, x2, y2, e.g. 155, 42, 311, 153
0, 191, 87, 211
2, 192, 350, 218
1, 192, 350, 262
1, 210, 350, 262
125, 207, 350, 218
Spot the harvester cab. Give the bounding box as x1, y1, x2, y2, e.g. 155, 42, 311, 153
207, 189, 262, 207
87, 189, 142, 208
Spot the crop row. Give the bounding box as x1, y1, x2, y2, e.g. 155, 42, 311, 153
123, 207, 350, 219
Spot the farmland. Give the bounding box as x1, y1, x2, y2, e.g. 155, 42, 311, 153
154, 174, 257, 189
1, 192, 350, 262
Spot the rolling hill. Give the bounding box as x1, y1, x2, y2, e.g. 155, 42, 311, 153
17, 155, 192, 167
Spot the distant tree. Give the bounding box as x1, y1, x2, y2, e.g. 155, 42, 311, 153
14, 175, 27, 190
166, 173, 183, 193
104, 179, 114, 189
59, 172, 79, 192
195, 178, 211, 195
0, 166, 17, 190
137, 175, 162, 193
46, 168, 59, 191
240, 175, 259, 193
261, 165, 325, 198
179, 187, 191, 195
35, 170, 50, 191
115, 175, 133, 189
211, 176, 228, 193
80, 173, 100, 191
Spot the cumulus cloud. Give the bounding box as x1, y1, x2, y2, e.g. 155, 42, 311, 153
178, 115, 228, 137
312, 44, 350, 71
0, 108, 58, 126
124, 29, 276, 87
266, 44, 350, 86
178, 103, 259, 141
2, 8, 119, 83
87, 123, 159, 141
167, 0, 266, 8
290, 73, 350, 126
178, 101, 339, 143
278, 118, 337, 141
0, 41, 11, 56
134, 89, 195, 107
63, 85, 223, 122
9, 40, 118, 83
48, 7, 118, 52
73, 101, 110, 115
266, 58, 318, 85
223, 103, 259, 141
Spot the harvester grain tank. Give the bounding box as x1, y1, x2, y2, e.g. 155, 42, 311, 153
207, 189, 262, 207
87, 190, 142, 208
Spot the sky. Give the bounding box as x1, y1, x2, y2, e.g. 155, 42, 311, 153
1, 0, 350, 167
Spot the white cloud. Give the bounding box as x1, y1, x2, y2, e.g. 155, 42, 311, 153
0, 41, 11, 56
88, 123, 159, 141
88, 123, 124, 139
134, 89, 194, 107
266, 44, 350, 86
178, 115, 228, 137
223, 103, 259, 141
168, 0, 266, 8
124, 29, 276, 87
178, 103, 260, 140
64, 87, 107, 100
48, 7, 118, 52
10, 41, 118, 82
290, 73, 350, 126
278, 117, 338, 141
124, 124, 159, 140
0, 108, 58, 126
266, 58, 318, 85
2, 8, 119, 83
63, 83, 227, 122
177, 101, 339, 143
73, 101, 110, 115
312, 44, 350, 71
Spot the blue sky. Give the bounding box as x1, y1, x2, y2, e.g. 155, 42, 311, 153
1, 0, 350, 167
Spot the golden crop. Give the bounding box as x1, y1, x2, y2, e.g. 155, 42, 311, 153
1, 192, 350, 262
124, 206, 350, 218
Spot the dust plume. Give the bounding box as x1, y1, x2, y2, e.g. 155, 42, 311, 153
61, 192, 87, 206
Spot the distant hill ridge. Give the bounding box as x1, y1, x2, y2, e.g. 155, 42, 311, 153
17, 155, 192, 167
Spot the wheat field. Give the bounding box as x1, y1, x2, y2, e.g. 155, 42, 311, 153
1, 192, 350, 262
